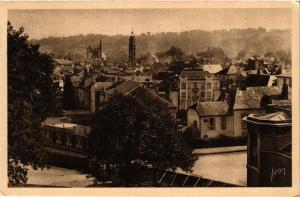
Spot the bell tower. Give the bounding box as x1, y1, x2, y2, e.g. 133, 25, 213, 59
128, 29, 136, 66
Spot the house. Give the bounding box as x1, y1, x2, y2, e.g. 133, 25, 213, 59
244, 74, 277, 87
119, 74, 152, 83
217, 64, 244, 87
97, 81, 177, 119
169, 88, 179, 107
70, 71, 85, 106
90, 82, 114, 113
54, 58, 74, 75
233, 86, 282, 136
132, 87, 178, 120
276, 72, 292, 100
187, 101, 234, 139
118, 68, 153, 83
106, 80, 142, 97
179, 70, 220, 110
77, 75, 95, 109
42, 117, 91, 155
102, 66, 121, 75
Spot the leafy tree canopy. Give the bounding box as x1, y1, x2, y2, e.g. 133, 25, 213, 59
87, 93, 196, 186
8, 21, 55, 185
156, 46, 185, 59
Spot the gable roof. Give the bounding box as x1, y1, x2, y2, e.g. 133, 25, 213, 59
180, 70, 209, 80
203, 64, 223, 74
132, 87, 176, 109
217, 65, 239, 75
106, 80, 141, 95
233, 86, 282, 110
192, 101, 229, 117
244, 74, 272, 87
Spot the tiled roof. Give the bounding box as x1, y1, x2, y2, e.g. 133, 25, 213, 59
180, 70, 209, 80
233, 86, 282, 110
93, 82, 113, 90
106, 80, 141, 95
54, 59, 73, 65
132, 87, 176, 109
193, 101, 229, 116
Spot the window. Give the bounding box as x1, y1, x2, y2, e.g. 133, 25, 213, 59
187, 100, 191, 107
221, 116, 226, 130
200, 82, 205, 90
65, 135, 72, 146
45, 131, 50, 140
56, 134, 62, 145
181, 92, 186, 98
200, 92, 205, 97
214, 82, 218, 89
180, 101, 186, 109
207, 83, 211, 89
209, 118, 215, 130
181, 82, 186, 89
206, 92, 212, 99
52, 132, 57, 143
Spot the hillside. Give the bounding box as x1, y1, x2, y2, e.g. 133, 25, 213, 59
31, 28, 291, 62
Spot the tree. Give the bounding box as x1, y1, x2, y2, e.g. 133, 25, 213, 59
236, 50, 246, 60
8, 22, 55, 185
197, 47, 229, 64
264, 51, 274, 58
63, 75, 76, 109
156, 46, 185, 59
87, 93, 196, 186
275, 49, 289, 64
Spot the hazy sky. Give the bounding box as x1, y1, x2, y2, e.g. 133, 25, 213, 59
8, 9, 291, 39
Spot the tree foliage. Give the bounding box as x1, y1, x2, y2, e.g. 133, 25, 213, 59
197, 47, 229, 63
34, 28, 291, 62
87, 93, 196, 186
156, 46, 185, 59
7, 21, 55, 185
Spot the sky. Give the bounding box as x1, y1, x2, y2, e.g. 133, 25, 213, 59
8, 8, 291, 39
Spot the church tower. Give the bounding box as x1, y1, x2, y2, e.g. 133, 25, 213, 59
128, 29, 136, 66
99, 38, 102, 57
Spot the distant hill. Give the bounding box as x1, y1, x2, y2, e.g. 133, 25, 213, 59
31, 28, 291, 62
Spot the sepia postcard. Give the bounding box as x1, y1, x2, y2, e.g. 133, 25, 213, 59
0, 1, 299, 196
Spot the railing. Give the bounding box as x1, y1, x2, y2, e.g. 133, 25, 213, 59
158, 170, 241, 187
